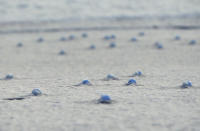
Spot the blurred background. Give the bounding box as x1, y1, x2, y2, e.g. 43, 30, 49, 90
0, 0, 200, 23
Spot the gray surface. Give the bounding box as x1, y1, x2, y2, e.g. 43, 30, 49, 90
0, 29, 200, 131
